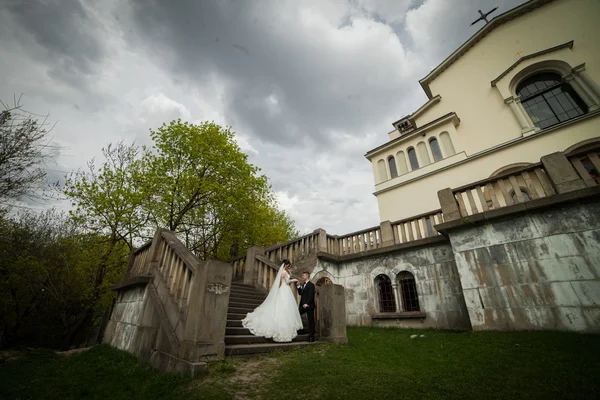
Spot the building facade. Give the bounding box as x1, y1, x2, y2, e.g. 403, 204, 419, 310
367, 0, 600, 223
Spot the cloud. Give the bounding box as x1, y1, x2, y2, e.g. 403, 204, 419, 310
138, 93, 191, 127
0, 0, 527, 236
1, 0, 107, 88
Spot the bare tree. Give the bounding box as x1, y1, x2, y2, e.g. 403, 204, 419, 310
0, 95, 55, 206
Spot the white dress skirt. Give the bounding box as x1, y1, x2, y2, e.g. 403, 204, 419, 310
241, 269, 303, 342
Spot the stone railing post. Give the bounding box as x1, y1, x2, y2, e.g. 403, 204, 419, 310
180, 260, 232, 363
438, 188, 462, 222
314, 228, 328, 252
316, 284, 348, 344
391, 283, 401, 312
541, 151, 587, 194
379, 220, 395, 247
146, 229, 164, 276
243, 246, 265, 287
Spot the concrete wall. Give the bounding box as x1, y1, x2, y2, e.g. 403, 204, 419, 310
449, 199, 600, 333
314, 240, 471, 330
103, 284, 160, 362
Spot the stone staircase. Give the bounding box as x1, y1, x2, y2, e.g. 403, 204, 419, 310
225, 281, 314, 356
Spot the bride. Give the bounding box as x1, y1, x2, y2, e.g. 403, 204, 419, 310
241, 259, 303, 342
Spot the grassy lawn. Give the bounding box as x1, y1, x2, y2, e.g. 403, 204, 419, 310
1, 327, 599, 399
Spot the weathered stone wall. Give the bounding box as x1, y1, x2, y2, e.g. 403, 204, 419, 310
449, 199, 600, 333
103, 284, 160, 362
314, 240, 471, 330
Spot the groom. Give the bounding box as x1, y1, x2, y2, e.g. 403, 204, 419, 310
296, 271, 316, 342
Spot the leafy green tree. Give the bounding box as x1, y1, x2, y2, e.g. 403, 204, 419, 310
143, 120, 296, 260
0, 98, 54, 207
64, 141, 150, 250
0, 209, 129, 349
64, 119, 297, 261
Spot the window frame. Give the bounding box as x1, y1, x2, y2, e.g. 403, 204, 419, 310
375, 274, 396, 313
516, 72, 588, 130
407, 147, 419, 171
388, 156, 398, 179
429, 137, 444, 162
398, 271, 420, 312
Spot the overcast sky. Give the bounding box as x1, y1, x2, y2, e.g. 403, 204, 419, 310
0, 0, 526, 235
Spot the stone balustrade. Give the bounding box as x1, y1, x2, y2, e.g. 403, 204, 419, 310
450, 163, 555, 218
568, 146, 600, 187
125, 240, 152, 278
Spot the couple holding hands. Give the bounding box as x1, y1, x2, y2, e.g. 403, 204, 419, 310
242, 259, 316, 343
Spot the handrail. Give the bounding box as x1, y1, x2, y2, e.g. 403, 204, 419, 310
452, 162, 542, 193
390, 209, 442, 226
263, 231, 318, 252
327, 224, 381, 239
567, 147, 600, 188
451, 164, 554, 217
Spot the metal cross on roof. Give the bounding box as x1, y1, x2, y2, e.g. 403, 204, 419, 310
470, 7, 498, 26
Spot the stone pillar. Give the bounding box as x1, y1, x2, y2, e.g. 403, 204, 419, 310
314, 228, 328, 252
379, 220, 395, 247
438, 188, 462, 221
243, 246, 265, 287
505, 96, 534, 134
564, 72, 599, 112
181, 260, 232, 362
572, 65, 600, 111
391, 283, 401, 312
540, 152, 586, 194
316, 284, 348, 344
145, 229, 165, 276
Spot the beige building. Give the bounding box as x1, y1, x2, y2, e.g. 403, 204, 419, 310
367, 0, 600, 223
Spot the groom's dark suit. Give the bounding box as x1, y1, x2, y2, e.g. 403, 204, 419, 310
297, 280, 316, 341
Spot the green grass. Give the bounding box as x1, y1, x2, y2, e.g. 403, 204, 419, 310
1, 327, 599, 400
262, 327, 600, 400
0, 345, 231, 400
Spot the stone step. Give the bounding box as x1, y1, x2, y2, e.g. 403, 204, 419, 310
231, 282, 254, 288
226, 319, 243, 327
228, 293, 266, 302
228, 306, 256, 314
225, 341, 316, 356
225, 334, 310, 345
228, 301, 262, 309
226, 326, 251, 335
230, 288, 265, 296
227, 313, 247, 320
230, 283, 258, 291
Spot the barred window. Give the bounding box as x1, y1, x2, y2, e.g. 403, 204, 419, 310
398, 271, 420, 312
375, 274, 396, 313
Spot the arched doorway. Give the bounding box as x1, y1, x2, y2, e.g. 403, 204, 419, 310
316, 277, 332, 286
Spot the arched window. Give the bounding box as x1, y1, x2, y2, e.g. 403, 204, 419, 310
396, 151, 408, 175
510, 189, 531, 204
439, 132, 455, 156
388, 156, 398, 178
517, 72, 587, 129
398, 272, 419, 312
417, 142, 431, 166
429, 138, 443, 162
316, 277, 332, 286
377, 159, 387, 182
375, 274, 396, 313
407, 147, 419, 171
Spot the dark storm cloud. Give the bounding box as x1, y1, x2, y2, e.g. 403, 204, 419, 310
121, 0, 418, 148
0, 0, 530, 234
1, 0, 107, 87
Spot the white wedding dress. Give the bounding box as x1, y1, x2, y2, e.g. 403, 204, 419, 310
241, 264, 303, 342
